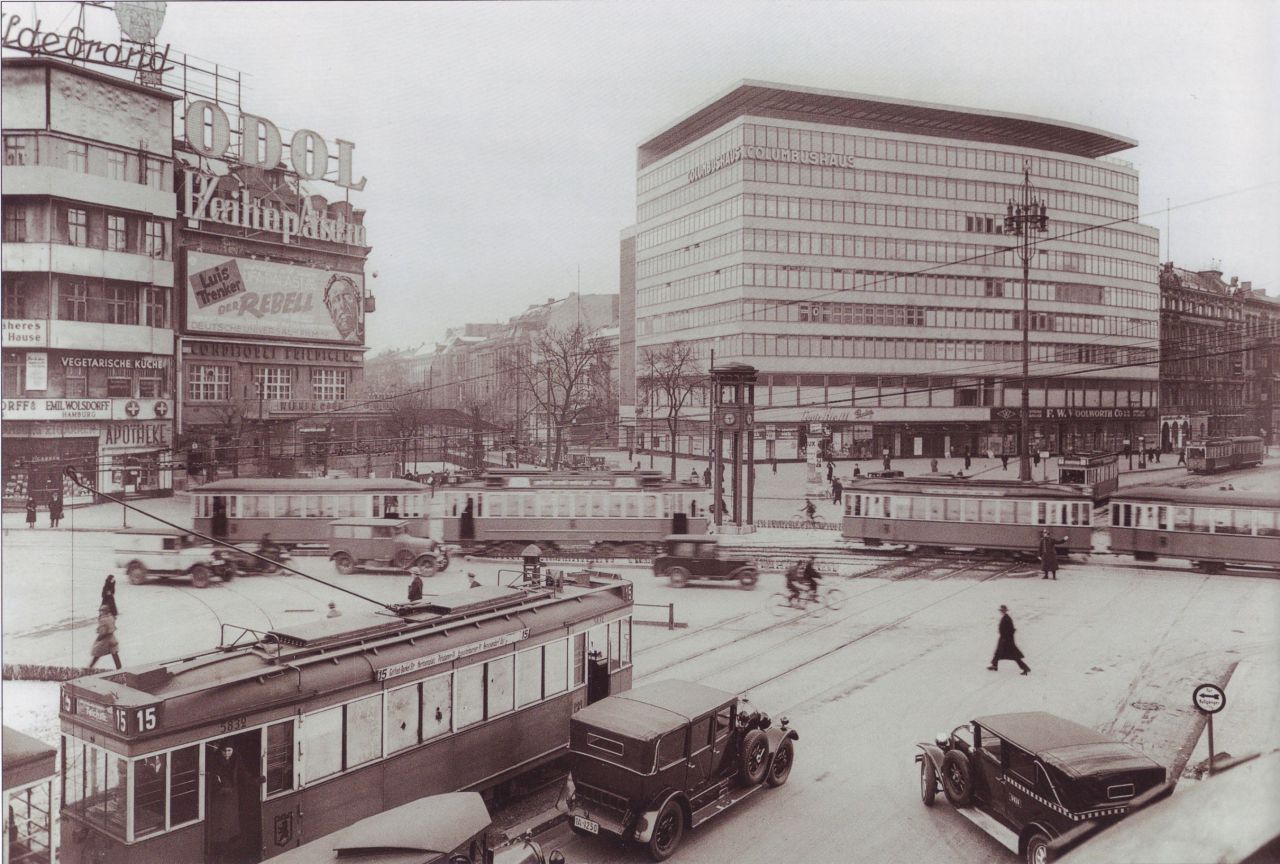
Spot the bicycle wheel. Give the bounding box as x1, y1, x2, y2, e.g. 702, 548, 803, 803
768, 593, 794, 617
808, 596, 828, 618
823, 587, 847, 611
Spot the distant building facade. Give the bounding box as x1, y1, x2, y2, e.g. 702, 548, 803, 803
626, 81, 1161, 461
1242, 288, 1280, 444
2, 57, 178, 504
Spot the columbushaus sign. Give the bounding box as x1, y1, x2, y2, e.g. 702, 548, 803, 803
185, 251, 364, 344
182, 99, 366, 191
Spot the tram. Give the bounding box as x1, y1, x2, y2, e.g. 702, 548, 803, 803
1055, 451, 1120, 503
192, 478, 431, 544
1109, 485, 1280, 572
439, 470, 709, 555
1185, 436, 1265, 474
58, 574, 634, 863
842, 476, 1093, 554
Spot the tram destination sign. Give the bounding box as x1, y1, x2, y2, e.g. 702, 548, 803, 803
375, 629, 530, 682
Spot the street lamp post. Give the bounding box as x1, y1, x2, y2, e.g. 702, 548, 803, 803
1004, 165, 1050, 482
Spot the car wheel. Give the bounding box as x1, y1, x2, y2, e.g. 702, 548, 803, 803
333, 553, 355, 575
765, 738, 794, 787
941, 749, 973, 807
823, 587, 847, 611
668, 566, 689, 588
737, 568, 758, 590
739, 729, 770, 785
437, 550, 450, 572
190, 564, 211, 589
126, 562, 147, 585
219, 566, 234, 582
393, 549, 415, 570
920, 758, 937, 806
1024, 831, 1051, 864
646, 797, 684, 862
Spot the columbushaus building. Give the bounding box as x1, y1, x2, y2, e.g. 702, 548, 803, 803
629, 81, 1160, 461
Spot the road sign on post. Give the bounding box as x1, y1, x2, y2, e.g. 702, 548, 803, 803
1192, 683, 1226, 776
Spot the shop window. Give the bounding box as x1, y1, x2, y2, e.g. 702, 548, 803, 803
107, 377, 132, 397
188, 365, 230, 402
65, 371, 87, 397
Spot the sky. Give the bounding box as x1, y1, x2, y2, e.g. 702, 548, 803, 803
9, 0, 1279, 353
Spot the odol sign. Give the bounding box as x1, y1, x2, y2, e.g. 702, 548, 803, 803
182, 100, 366, 191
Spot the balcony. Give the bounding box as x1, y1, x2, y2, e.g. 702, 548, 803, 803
2, 242, 173, 287
2, 161, 174, 218
2, 318, 173, 354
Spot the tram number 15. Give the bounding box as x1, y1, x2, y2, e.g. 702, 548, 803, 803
116, 706, 159, 734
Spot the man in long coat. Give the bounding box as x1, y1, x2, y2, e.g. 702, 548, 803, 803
1039, 528, 1068, 580
208, 742, 252, 863
987, 604, 1029, 674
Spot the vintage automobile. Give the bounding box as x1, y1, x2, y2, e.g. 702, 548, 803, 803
270, 791, 566, 864
114, 527, 232, 588
327, 518, 448, 574
564, 680, 797, 861
916, 712, 1166, 864
212, 541, 293, 575
652, 535, 759, 589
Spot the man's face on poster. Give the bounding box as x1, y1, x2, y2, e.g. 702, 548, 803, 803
325, 275, 360, 340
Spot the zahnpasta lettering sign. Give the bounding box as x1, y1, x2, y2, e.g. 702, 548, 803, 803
184, 173, 368, 247
688, 145, 856, 183
374, 629, 530, 681
185, 251, 364, 344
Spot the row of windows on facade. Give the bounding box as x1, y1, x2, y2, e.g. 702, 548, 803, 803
636, 226, 1158, 286
60, 622, 629, 841
638, 158, 1140, 225
656, 332, 1159, 373
2, 361, 167, 399
1161, 294, 1245, 321
638, 191, 1157, 259
3, 201, 170, 257
1161, 385, 1246, 411
636, 264, 1157, 313
187, 365, 349, 402
638, 298, 1157, 341
638, 121, 1138, 197
3, 133, 171, 191
3, 277, 168, 327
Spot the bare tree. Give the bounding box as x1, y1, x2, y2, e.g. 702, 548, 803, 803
205, 398, 252, 478
641, 341, 703, 479
513, 323, 613, 468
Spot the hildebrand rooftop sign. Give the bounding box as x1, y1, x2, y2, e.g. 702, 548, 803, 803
3, 14, 173, 76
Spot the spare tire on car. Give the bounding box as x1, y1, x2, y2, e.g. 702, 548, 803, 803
739, 729, 769, 785
941, 749, 973, 806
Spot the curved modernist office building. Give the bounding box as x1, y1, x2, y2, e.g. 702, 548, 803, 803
629, 81, 1160, 461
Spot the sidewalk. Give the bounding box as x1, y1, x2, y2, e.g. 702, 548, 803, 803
1184, 648, 1280, 777
1, 494, 192, 537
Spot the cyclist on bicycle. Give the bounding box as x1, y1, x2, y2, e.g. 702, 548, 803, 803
787, 557, 822, 602
802, 498, 817, 524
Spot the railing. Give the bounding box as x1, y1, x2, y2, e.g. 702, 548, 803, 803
634, 602, 686, 630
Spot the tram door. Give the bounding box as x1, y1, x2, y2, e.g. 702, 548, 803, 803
586, 624, 610, 705
206, 731, 262, 864
211, 496, 229, 538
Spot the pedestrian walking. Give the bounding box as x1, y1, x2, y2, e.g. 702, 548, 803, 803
930, 458, 939, 473
852, 464, 861, 477
1033, 451, 1041, 467
702, 466, 711, 486
326, 601, 341, 618
24, 496, 37, 528
771, 458, 777, 474
831, 477, 843, 505
88, 604, 121, 670
826, 460, 834, 482
1177, 448, 1186, 466
882, 450, 891, 472
48, 493, 63, 528
964, 449, 972, 471
627, 447, 634, 463
1038, 528, 1068, 580
1001, 453, 1009, 471
407, 568, 424, 602
987, 605, 1029, 675
100, 574, 118, 618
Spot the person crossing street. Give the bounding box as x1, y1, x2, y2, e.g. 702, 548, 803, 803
987, 605, 1029, 675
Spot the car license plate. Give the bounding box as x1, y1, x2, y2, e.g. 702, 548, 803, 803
574, 816, 599, 835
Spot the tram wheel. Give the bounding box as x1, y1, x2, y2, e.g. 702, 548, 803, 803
189, 564, 211, 589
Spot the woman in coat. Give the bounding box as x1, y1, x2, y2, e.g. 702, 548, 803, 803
24, 496, 37, 528
101, 574, 118, 618
987, 604, 1029, 674
1038, 528, 1069, 580
89, 604, 121, 670
48, 494, 63, 527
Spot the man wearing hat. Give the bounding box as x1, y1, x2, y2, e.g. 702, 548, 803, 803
407, 567, 424, 602
988, 604, 1029, 675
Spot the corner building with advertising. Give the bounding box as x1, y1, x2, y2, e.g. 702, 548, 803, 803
2, 57, 178, 504
630, 81, 1161, 460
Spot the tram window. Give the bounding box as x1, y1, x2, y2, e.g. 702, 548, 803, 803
62, 740, 125, 836
304, 496, 322, 517
486, 655, 515, 718
622, 617, 632, 666
284, 495, 305, 517
999, 502, 1015, 524
572, 633, 586, 687
1210, 509, 1236, 534
170, 745, 199, 826
944, 498, 963, 521
265, 722, 295, 794
558, 494, 572, 518
609, 620, 622, 672
454, 664, 485, 728
516, 647, 544, 708
132, 753, 166, 837
909, 497, 929, 520
609, 494, 624, 518
422, 674, 452, 740
1017, 501, 1034, 524
591, 494, 606, 518
335, 495, 353, 518
488, 496, 503, 517
1255, 512, 1280, 537
588, 625, 608, 669
1060, 469, 1085, 484
1132, 507, 1144, 529
852, 495, 863, 517
1191, 508, 1213, 533
845, 496, 854, 516
539, 494, 556, 518
624, 495, 639, 517
544, 638, 569, 696
346, 695, 383, 769
1036, 502, 1048, 525
980, 501, 999, 523
302, 706, 343, 783
924, 498, 943, 521
1169, 507, 1190, 531
884, 496, 897, 519
643, 495, 659, 518
962, 500, 979, 523
239, 496, 262, 518
386, 684, 419, 754
1223, 510, 1252, 535
1156, 506, 1169, 530
1082, 506, 1091, 526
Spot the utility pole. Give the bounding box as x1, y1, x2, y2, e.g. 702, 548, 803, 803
1004, 165, 1049, 482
